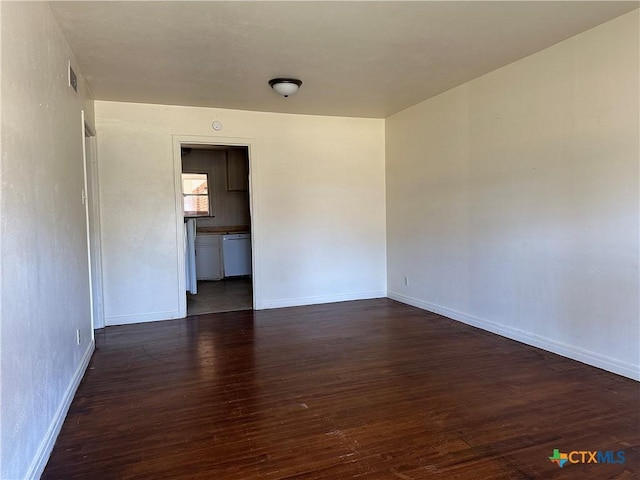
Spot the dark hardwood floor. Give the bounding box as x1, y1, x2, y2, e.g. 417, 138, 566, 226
43, 299, 639, 479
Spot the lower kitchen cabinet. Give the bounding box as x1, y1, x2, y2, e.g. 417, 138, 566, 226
195, 234, 222, 280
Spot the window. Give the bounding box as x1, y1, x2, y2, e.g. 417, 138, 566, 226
182, 173, 210, 217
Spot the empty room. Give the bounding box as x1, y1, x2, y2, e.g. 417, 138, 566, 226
1, 1, 638, 479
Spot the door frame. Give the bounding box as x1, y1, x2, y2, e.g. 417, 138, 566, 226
81, 110, 105, 331
172, 135, 259, 317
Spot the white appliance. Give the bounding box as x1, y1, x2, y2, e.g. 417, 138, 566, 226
222, 234, 252, 277
184, 219, 197, 294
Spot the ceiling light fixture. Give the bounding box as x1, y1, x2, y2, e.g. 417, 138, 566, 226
268, 78, 302, 98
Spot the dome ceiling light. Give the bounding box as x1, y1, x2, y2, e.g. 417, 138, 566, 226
268, 78, 302, 98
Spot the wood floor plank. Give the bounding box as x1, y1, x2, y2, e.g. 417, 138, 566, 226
42, 299, 639, 479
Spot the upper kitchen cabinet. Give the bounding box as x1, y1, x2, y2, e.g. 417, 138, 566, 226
226, 148, 249, 192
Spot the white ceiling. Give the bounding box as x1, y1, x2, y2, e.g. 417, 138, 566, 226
50, 1, 639, 118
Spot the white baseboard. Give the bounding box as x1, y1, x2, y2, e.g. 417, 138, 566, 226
257, 290, 387, 310
388, 290, 639, 381
105, 309, 181, 326
25, 340, 95, 480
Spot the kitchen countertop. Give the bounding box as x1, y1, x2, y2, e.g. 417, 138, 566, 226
196, 226, 250, 235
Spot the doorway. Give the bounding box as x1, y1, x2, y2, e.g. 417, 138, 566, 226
179, 142, 254, 316
82, 111, 105, 330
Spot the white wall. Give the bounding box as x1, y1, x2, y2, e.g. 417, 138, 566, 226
386, 10, 640, 380
95, 102, 386, 324
0, 2, 95, 479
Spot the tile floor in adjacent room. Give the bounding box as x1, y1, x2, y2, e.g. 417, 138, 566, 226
186, 277, 252, 315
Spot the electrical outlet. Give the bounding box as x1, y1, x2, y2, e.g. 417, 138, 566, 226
404, 276, 409, 286
76, 329, 81, 345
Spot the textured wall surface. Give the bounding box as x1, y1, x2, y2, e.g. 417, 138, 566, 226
1, 3, 95, 478
386, 11, 639, 379
95, 101, 386, 323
